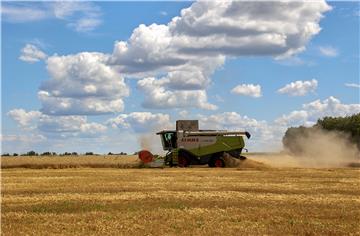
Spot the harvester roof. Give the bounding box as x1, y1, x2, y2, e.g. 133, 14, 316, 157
184, 130, 251, 139
156, 130, 176, 135
156, 130, 251, 139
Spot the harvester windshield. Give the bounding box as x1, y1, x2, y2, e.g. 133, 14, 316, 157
157, 131, 177, 150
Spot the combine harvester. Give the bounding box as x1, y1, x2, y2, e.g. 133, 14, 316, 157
138, 120, 251, 167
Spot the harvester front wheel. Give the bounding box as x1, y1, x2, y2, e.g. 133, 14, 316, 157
178, 155, 189, 167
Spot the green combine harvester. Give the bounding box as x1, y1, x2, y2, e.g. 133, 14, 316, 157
139, 120, 251, 167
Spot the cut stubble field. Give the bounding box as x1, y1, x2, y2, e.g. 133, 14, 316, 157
1, 157, 360, 235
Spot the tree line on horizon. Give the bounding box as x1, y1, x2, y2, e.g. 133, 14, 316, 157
1, 151, 129, 157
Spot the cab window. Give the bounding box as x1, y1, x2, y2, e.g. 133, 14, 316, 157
162, 132, 177, 149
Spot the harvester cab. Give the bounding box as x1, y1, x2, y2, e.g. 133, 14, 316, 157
139, 120, 251, 168
159, 131, 177, 150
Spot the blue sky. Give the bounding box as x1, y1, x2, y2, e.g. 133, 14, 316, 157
1, 1, 359, 154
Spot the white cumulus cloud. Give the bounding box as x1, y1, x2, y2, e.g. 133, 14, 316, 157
38, 115, 106, 136
8, 109, 107, 138
137, 77, 217, 110
7, 109, 42, 128
106, 112, 172, 132
11, 1, 332, 114
278, 79, 318, 96
231, 84, 262, 98
19, 44, 47, 63
275, 96, 360, 126
108, 0, 330, 110
274, 110, 311, 127
39, 52, 129, 115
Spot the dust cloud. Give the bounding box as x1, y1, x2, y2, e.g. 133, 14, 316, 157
223, 153, 271, 169
252, 128, 359, 168
138, 134, 152, 150
286, 128, 359, 167
138, 133, 165, 154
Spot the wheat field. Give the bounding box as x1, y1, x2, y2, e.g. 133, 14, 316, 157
1, 155, 140, 169
2, 160, 360, 235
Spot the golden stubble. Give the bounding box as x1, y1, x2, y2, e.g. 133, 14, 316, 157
2, 167, 360, 235
1, 155, 141, 169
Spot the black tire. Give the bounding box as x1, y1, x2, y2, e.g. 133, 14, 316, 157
208, 153, 225, 168
213, 158, 225, 168
178, 155, 189, 167
208, 160, 215, 167
178, 150, 197, 167
178, 150, 189, 167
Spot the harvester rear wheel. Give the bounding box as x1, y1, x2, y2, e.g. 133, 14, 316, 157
214, 158, 225, 168
208, 156, 225, 168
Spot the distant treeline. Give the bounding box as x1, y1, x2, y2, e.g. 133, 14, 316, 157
283, 113, 360, 154
1, 151, 130, 157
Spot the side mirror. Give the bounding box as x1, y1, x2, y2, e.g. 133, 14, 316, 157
245, 132, 251, 139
